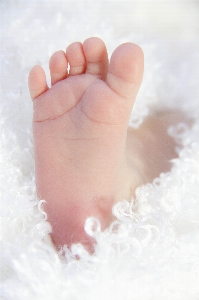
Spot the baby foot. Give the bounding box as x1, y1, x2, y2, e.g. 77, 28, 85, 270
28, 37, 144, 249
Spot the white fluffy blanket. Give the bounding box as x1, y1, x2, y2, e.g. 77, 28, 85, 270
1, 1, 199, 299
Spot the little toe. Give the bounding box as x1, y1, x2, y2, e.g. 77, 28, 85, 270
66, 42, 86, 76
28, 65, 49, 100
49, 50, 68, 86
83, 37, 109, 80
106, 43, 144, 101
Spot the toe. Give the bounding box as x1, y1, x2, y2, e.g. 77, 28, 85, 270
83, 37, 109, 80
106, 43, 144, 100
28, 65, 49, 100
66, 42, 86, 76
49, 50, 68, 86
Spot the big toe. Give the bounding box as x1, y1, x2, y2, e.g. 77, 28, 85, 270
106, 43, 144, 101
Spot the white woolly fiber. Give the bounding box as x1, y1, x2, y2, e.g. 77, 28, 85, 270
0, 1, 199, 299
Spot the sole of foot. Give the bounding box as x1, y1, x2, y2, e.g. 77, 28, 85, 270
28, 37, 144, 250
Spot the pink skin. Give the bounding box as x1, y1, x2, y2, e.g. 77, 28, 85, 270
28, 37, 183, 250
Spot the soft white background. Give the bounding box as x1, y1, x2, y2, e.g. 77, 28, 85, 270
0, 1, 199, 299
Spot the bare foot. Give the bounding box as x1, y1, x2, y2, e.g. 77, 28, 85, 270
28, 37, 144, 249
